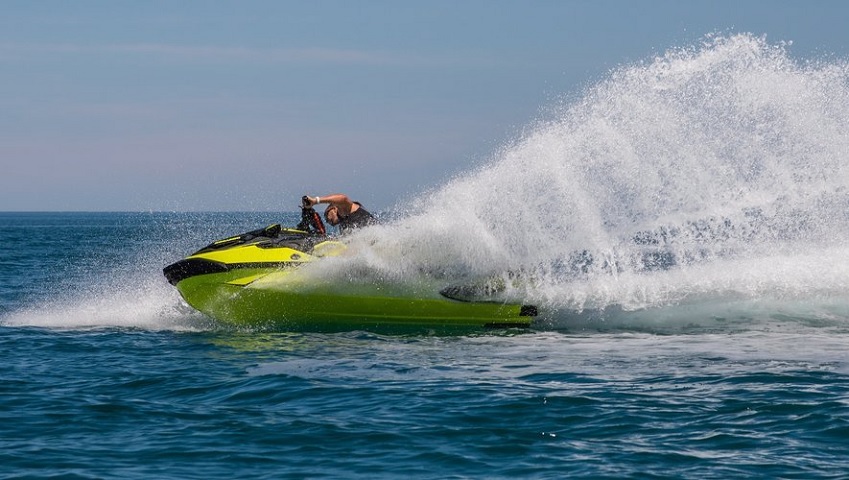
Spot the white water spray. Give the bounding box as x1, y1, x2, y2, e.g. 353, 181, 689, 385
340, 34, 849, 327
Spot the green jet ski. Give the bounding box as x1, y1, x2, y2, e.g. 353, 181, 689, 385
163, 198, 538, 333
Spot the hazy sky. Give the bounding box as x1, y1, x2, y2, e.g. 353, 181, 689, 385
2, 0, 848, 212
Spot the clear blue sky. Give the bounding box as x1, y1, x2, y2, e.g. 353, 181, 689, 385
2, 0, 848, 212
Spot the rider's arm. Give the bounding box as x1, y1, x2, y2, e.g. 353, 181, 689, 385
309, 194, 353, 209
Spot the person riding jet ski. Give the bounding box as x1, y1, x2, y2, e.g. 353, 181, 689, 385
303, 193, 376, 233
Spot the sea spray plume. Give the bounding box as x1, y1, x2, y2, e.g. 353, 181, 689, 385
543, 34, 849, 248
331, 34, 849, 315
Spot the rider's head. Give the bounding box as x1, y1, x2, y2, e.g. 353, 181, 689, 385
324, 205, 340, 226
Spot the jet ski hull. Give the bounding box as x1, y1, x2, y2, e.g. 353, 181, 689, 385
174, 269, 533, 332
164, 224, 537, 332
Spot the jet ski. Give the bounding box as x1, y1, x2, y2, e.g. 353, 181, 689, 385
163, 198, 538, 332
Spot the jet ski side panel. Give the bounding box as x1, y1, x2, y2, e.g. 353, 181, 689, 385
172, 269, 534, 332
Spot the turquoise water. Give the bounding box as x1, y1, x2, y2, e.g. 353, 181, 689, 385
2, 212, 849, 479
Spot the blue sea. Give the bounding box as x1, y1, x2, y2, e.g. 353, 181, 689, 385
6, 34, 849, 478
1, 212, 849, 479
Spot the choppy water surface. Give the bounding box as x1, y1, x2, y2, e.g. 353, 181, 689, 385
3, 327, 848, 479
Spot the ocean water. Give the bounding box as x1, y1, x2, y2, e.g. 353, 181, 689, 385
4, 34, 849, 478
